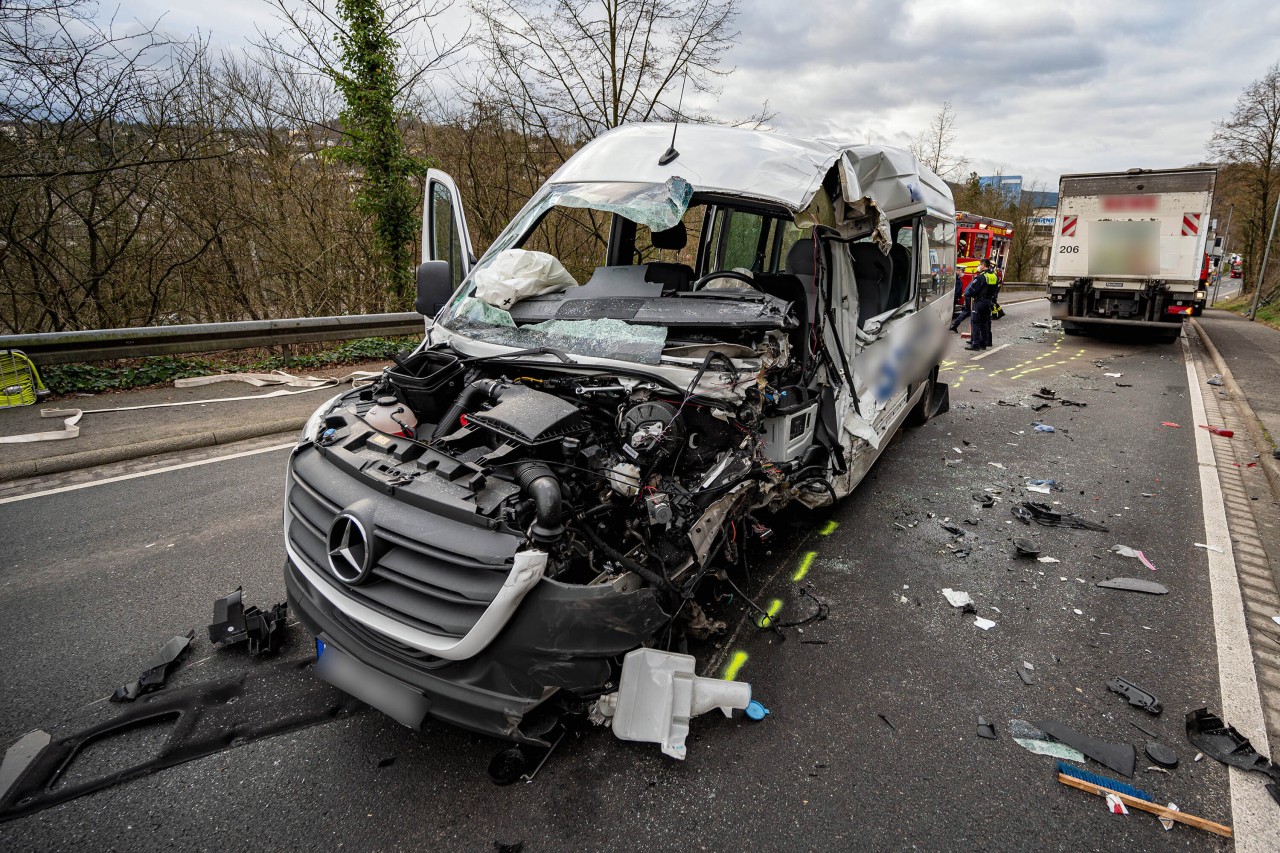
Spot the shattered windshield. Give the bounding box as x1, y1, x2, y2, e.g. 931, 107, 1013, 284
439, 179, 696, 364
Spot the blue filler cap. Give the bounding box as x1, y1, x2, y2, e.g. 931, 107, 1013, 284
745, 700, 769, 721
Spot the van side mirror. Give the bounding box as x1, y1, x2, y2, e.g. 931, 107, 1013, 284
416, 260, 454, 316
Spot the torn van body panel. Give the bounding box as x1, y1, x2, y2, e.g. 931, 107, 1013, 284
286, 122, 956, 749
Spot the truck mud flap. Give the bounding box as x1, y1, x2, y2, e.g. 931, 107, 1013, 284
0, 659, 364, 823
928, 380, 950, 418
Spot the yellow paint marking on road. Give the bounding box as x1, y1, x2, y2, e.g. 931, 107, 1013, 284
723, 651, 749, 680
819, 520, 839, 536
757, 599, 784, 628
792, 551, 817, 581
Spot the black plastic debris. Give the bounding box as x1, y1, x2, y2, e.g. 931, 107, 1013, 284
878, 713, 896, 732
1021, 501, 1109, 532
1186, 708, 1280, 804
1011, 505, 1034, 525
111, 630, 196, 702
1033, 388, 1057, 400
1013, 537, 1041, 558
1036, 720, 1135, 777
1130, 720, 1159, 739
1059, 398, 1087, 408
0, 660, 365, 822
940, 522, 966, 536
1095, 577, 1168, 595
972, 492, 996, 508
1106, 677, 1163, 715
208, 587, 288, 654
977, 716, 997, 739
1145, 742, 1179, 768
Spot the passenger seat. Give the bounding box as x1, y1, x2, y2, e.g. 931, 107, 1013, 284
849, 243, 893, 324
643, 222, 695, 293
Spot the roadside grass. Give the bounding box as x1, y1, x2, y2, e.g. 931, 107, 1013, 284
1213, 294, 1280, 330
40, 336, 416, 395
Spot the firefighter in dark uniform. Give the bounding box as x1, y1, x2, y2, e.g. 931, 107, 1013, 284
965, 259, 999, 351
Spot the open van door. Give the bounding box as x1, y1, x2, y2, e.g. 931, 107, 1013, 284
418, 170, 476, 317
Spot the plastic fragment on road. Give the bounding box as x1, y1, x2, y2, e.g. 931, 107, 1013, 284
1206, 374, 1224, 386
1105, 793, 1130, 815
1008, 720, 1085, 762
1013, 537, 1040, 557
1105, 677, 1162, 715
974, 617, 996, 630
1021, 501, 1109, 532
1027, 483, 1051, 494
942, 588, 974, 608
1017, 664, 1036, 686
1103, 372, 1123, 377
597, 648, 751, 760
1033, 423, 1055, 433
0, 659, 365, 822
1198, 424, 1234, 437
1185, 708, 1280, 803
977, 716, 997, 739
987, 462, 1006, 470
1144, 743, 1178, 768
1109, 545, 1157, 571
1037, 556, 1060, 564
1160, 422, 1180, 428
208, 587, 288, 655
1193, 542, 1225, 554
745, 700, 769, 721
111, 630, 196, 702
1158, 803, 1180, 831
1036, 720, 1136, 777
1096, 577, 1168, 595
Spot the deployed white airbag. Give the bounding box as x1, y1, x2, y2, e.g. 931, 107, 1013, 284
474, 249, 578, 310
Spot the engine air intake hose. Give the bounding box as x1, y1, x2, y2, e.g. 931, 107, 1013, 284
514, 461, 565, 545
432, 378, 504, 439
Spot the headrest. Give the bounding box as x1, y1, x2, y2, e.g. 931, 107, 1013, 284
786, 237, 817, 276
651, 221, 687, 251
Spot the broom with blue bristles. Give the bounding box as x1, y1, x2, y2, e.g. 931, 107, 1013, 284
1055, 761, 1233, 838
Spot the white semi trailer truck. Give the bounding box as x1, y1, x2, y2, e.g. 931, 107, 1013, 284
1047, 167, 1216, 342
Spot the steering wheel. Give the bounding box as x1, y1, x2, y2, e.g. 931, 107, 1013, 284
691, 270, 757, 290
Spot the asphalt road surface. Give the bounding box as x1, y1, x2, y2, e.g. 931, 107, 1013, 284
0, 299, 1260, 851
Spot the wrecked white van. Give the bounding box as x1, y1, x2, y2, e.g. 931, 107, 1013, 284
284, 123, 956, 760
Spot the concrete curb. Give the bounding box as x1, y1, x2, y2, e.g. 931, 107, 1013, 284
0, 416, 307, 483
1190, 317, 1280, 502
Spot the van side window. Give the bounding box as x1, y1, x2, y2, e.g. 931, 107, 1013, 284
430, 181, 464, 287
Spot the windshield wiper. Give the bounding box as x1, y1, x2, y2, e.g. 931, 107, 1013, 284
476, 346, 576, 364
673, 289, 766, 301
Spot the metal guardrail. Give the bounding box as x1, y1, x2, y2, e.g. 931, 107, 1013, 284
0, 313, 425, 366
1, 285, 1048, 366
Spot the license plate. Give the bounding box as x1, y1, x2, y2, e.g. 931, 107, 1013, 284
315, 642, 429, 728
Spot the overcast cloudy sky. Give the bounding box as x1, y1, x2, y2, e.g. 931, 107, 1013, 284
113, 0, 1278, 189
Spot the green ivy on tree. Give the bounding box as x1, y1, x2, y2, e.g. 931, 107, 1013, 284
326, 0, 428, 308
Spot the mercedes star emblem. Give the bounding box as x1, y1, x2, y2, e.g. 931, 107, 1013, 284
326, 513, 372, 585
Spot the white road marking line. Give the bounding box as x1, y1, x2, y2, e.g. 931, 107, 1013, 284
0, 442, 295, 505
969, 343, 1010, 361
1183, 337, 1280, 852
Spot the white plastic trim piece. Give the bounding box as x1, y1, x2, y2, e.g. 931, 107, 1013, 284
287, 540, 546, 661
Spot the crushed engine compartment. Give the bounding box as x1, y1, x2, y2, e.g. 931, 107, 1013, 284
309, 339, 837, 612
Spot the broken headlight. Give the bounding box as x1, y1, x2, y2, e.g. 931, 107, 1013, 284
301, 393, 344, 443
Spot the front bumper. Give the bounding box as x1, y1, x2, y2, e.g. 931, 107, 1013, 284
284, 446, 669, 743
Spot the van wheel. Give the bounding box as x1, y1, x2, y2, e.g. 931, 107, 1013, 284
906, 367, 938, 427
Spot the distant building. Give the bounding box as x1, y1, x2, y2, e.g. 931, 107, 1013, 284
978, 175, 1023, 200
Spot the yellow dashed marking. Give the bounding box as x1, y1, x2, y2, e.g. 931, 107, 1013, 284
792, 551, 817, 582
723, 650, 749, 680
819, 520, 839, 536
757, 598, 784, 628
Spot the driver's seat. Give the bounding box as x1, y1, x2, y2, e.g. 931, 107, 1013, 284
643, 222, 695, 294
